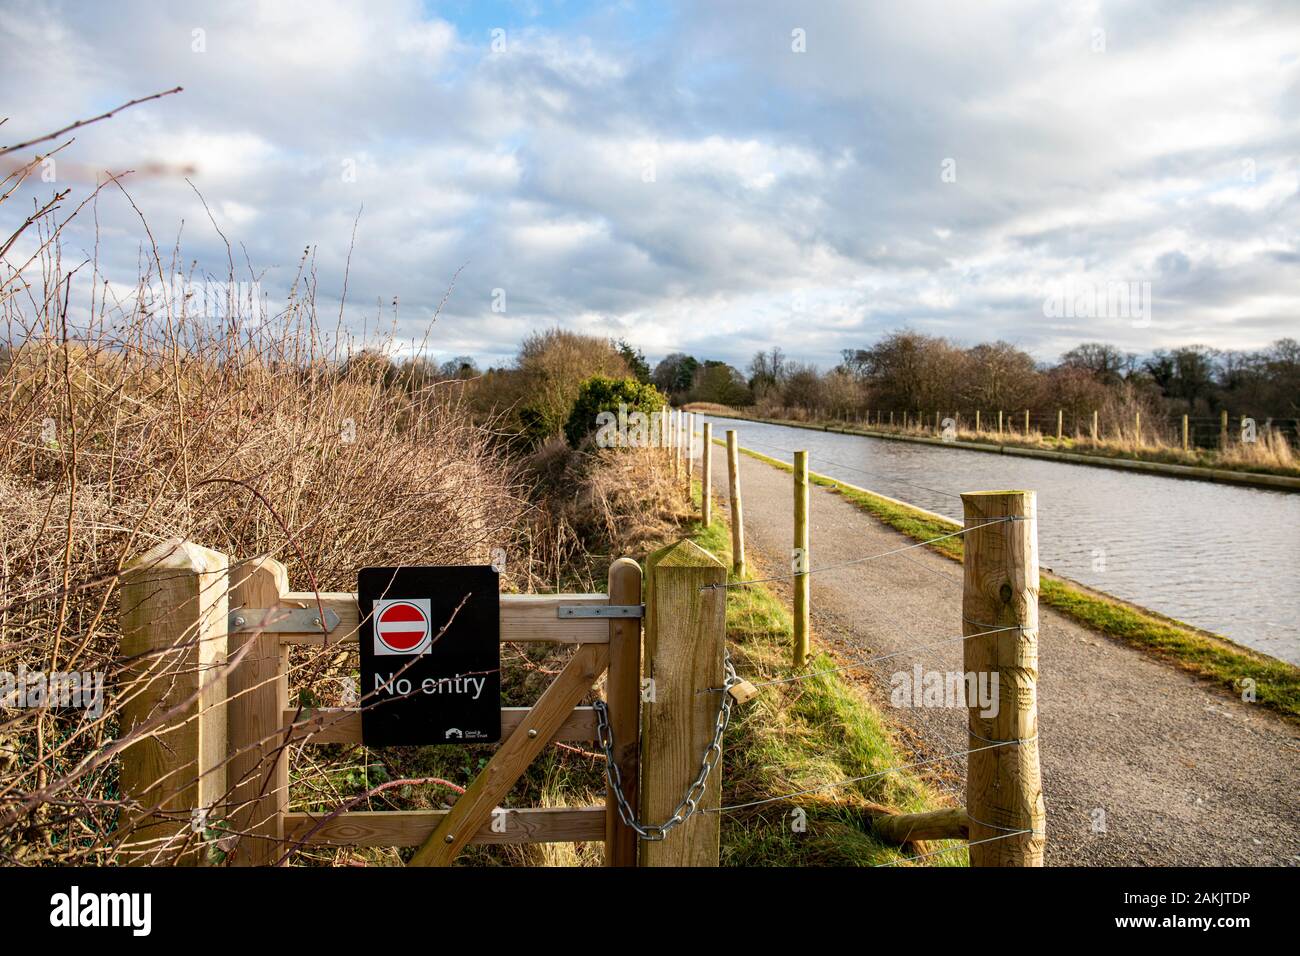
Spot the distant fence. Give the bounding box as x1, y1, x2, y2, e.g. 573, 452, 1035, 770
762, 405, 1299, 451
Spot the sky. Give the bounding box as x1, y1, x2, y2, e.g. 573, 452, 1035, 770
1, 0, 1297, 371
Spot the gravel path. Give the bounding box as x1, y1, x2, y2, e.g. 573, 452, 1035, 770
707, 441, 1300, 866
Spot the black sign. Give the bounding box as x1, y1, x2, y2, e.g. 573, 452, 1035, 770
357, 566, 500, 746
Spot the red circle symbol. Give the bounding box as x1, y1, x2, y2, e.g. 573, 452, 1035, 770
376, 601, 430, 653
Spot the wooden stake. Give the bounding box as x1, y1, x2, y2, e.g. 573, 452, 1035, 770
1056, 409, 1062, 441
605, 558, 642, 866
874, 807, 969, 844
686, 413, 695, 480
960, 491, 1045, 866
640, 540, 726, 866
701, 422, 713, 525
673, 410, 681, 478
793, 450, 811, 668
975, 409, 980, 433
1220, 409, 1229, 448
726, 429, 745, 577
227, 555, 290, 866
1091, 409, 1099, 441
118, 539, 229, 865
681, 411, 691, 481
1182, 414, 1189, 451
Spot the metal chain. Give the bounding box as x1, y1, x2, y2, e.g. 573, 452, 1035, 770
593, 651, 739, 841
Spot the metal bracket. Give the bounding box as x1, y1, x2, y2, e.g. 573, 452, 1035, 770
557, 604, 644, 619
229, 608, 341, 633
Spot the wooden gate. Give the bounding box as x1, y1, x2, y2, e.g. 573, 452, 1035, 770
117, 542, 645, 866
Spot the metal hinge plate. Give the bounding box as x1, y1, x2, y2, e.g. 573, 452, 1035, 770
229, 608, 341, 633
557, 604, 644, 619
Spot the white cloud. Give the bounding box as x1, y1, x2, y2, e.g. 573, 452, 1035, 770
1, 0, 1296, 371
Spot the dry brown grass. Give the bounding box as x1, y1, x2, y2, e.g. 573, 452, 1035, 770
0, 99, 700, 868
0, 154, 563, 861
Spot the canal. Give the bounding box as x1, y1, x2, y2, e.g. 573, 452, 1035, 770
698, 415, 1300, 664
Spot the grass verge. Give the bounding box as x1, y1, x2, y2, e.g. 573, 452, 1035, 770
685, 483, 965, 867
727, 442, 1300, 722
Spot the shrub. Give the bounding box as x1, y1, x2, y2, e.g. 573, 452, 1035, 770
564, 375, 666, 447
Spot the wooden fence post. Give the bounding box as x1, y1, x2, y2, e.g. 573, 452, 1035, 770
118, 539, 229, 865
1134, 410, 1141, 443
1182, 414, 1189, 451
793, 451, 811, 668
997, 410, 1003, 436
686, 413, 695, 481
701, 422, 713, 525
975, 410, 980, 433
1091, 409, 1099, 441
1220, 409, 1229, 448
725, 429, 745, 577
605, 557, 643, 866
1023, 409, 1030, 434
960, 491, 1045, 866
1056, 409, 1062, 441
640, 540, 726, 866
226, 555, 290, 866
672, 410, 680, 478
679, 411, 686, 478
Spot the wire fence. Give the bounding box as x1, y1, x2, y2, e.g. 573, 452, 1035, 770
757, 406, 1300, 452
674, 422, 1050, 866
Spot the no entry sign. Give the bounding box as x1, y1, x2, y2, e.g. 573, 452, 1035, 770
357, 566, 500, 746
374, 600, 431, 655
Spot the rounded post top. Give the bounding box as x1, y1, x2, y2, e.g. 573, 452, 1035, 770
231, 554, 289, 593
647, 538, 725, 570
124, 538, 226, 576
960, 489, 1036, 523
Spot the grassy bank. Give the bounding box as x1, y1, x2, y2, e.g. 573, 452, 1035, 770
687, 405, 1300, 488
727, 442, 1300, 722
684, 486, 964, 866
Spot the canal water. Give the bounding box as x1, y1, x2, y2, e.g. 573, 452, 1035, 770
698, 415, 1300, 665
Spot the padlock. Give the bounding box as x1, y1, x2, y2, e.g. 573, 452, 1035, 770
728, 679, 760, 705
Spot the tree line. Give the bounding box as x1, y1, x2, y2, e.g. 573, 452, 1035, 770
322, 328, 1299, 449
647, 331, 1300, 424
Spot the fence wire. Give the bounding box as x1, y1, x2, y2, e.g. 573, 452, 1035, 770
704, 515, 1019, 590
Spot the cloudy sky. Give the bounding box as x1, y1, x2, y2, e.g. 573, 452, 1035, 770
2, 0, 1297, 370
